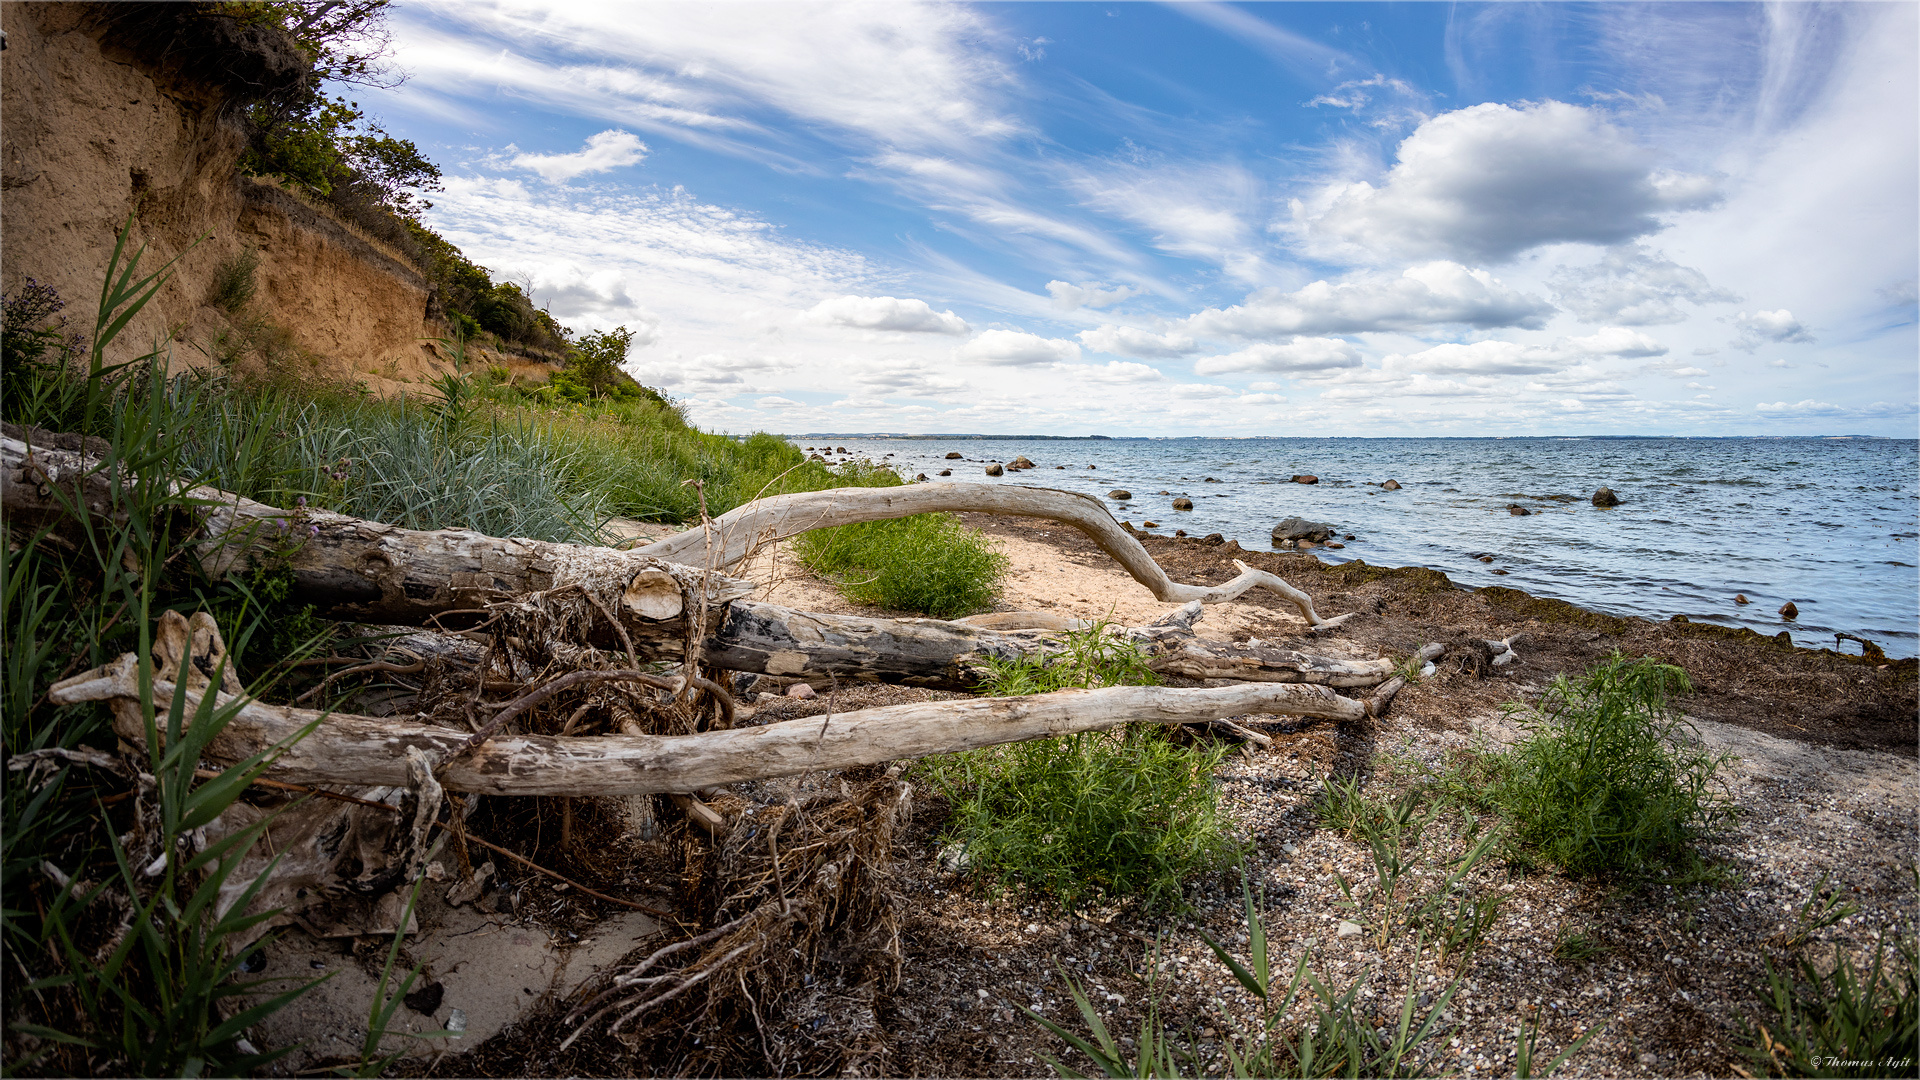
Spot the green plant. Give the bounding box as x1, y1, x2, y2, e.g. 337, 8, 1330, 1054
339, 870, 449, 1076
208, 248, 261, 313
980, 620, 1161, 696
923, 722, 1236, 911
1551, 927, 1605, 963
1775, 873, 1863, 950
1515, 1010, 1607, 1078
793, 510, 1009, 618
1487, 653, 1733, 878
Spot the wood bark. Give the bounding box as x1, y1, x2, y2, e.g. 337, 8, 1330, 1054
50, 653, 1366, 796
634, 482, 1353, 628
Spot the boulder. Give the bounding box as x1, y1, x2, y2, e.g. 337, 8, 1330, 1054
1172, 497, 1193, 510
1343, 534, 1355, 541
1108, 489, 1132, 500
787, 682, 816, 700
1734, 593, 1750, 605
1324, 541, 1344, 549
1591, 487, 1621, 507
984, 463, 1004, 476
945, 451, 963, 459
937, 468, 951, 476
1779, 601, 1799, 620
1291, 474, 1319, 485
1508, 504, 1531, 516
1141, 520, 1160, 528
1009, 456, 1035, 469
1201, 533, 1224, 545
1270, 516, 1336, 543
835, 447, 849, 454
1174, 529, 1187, 537
1382, 479, 1401, 491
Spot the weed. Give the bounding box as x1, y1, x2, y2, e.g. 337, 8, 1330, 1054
208, 248, 260, 313
1745, 931, 1919, 1078
979, 620, 1160, 695
923, 724, 1236, 912
1772, 873, 1863, 950
794, 510, 1009, 618
1487, 653, 1733, 878
1515, 1010, 1607, 1078
1551, 927, 1606, 963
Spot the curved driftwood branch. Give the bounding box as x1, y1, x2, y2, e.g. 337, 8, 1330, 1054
51, 653, 1365, 796
636, 482, 1351, 627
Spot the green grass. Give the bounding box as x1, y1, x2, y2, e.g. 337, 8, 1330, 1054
1746, 931, 1919, 1078
792, 509, 1009, 618
920, 626, 1233, 912
1483, 653, 1733, 879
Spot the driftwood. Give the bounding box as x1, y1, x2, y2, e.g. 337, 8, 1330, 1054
50, 652, 1365, 796
636, 482, 1354, 629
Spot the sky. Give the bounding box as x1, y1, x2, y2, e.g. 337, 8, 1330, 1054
363, 1, 1919, 437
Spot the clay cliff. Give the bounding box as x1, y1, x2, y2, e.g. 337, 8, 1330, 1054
1, 4, 551, 388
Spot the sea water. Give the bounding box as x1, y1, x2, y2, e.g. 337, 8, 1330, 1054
788, 435, 1920, 659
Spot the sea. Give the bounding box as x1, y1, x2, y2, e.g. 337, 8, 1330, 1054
785, 435, 1920, 660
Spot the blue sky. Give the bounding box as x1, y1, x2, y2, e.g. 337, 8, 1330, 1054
364, 1, 1918, 436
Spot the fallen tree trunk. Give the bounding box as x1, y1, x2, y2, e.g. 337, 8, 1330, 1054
50, 653, 1365, 795
637, 482, 1354, 627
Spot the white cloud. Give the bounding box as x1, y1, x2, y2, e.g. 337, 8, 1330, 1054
1047, 280, 1141, 310
1732, 309, 1816, 351
957, 329, 1081, 365
1386, 340, 1563, 376
1193, 338, 1363, 375
511, 129, 649, 183
805, 295, 969, 334
1668, 366, 1709, 377
1181, 262, 1554, 338
1069, 360, 1166, 383
756, 396, 802, 409
1754, 399, 1917, 419
1563, 327, 1668, 358
1238, 392, 1289, 405
1077, 325, 1197, 358
1294, 101, 1722, 264
1548, 244, 1740, 325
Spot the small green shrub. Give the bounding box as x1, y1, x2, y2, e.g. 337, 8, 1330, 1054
793, 512, 1008, 618
979, 619, 1159, 695
926, 725, 1236, 911
1487, 653, 1732, 878
207, 249, 260, 313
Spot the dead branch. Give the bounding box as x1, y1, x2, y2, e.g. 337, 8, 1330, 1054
50, 652, 1366, 796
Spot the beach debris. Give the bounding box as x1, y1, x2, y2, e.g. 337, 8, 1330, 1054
984, 463, 1004, 476
1172, 497, 1193, 510
1382, 479, 1401, 490
1779, 601, 1799, 620
1591, 486, 1622, 507
1108, 489, 1132, 499
1291, 474, 1319, 484
1835, 632, 1885, 659
1485, 635, 1523, 666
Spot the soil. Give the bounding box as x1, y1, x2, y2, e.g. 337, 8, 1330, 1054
272, 518, 1912, 1078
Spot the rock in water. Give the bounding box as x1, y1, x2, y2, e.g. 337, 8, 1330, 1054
1508, 504, 1532, 516
1108, 489, 1132, 500
1086, 464, 1097, 469
1382, 479, 1401, 490
984, 463, 1004, 476
1141, 520, 1160, 528
1009, 455, 1035, 469
1779, 601, 1799, 620
1734, 593, 1750, 605
914, 473, 928, 481
1291, 474, 1319, 485
1271, 516, 1336, 543
945, 451, 963, 459
1592, 486, 1621, 507
1172, 497, 1193, 510
937, 468, 951, 476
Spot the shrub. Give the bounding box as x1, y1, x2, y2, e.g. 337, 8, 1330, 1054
793, 511, 1008, 618
922, 626, 1233, 911
207, 249, 260, 313
1488, 653, 1733, 878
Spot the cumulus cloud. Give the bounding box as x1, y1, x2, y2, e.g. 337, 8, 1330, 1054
1385, 340, 1564, 376
1294, 102, 1722, 264
957, 329, 1081, 365
1193, 338, 1363, 375
1731, 309, 1815, 351
511, 130, 649, 183
1181, 262, 1554, 339
1548, 244, 1740, 325
1078, 325, 1198, 358
756, 396, 802, 409
1047, 280, 1141, 310
805, 295, 969, 334
1563, 327, 1667, 357
1070, 360, 1167, 383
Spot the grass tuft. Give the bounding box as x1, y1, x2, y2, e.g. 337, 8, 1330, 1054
793, 510, 1009, 619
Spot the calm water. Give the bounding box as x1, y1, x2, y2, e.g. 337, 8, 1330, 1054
791, 436, 1920, 659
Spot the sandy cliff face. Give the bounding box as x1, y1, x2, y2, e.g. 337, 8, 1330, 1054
0, 4, 533, 388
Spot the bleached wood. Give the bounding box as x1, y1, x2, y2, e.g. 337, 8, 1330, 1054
50, 653, 1364, 796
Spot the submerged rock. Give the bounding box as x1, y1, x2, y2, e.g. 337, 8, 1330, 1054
945, 451, 963, 459
1291, 474, 1319, 485
1508, 504, 1531, 516
1108, 489, 1132, 500
1592, 486, 1621, 507
1382, 479, 1401, 490
937, 468, 951, 476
